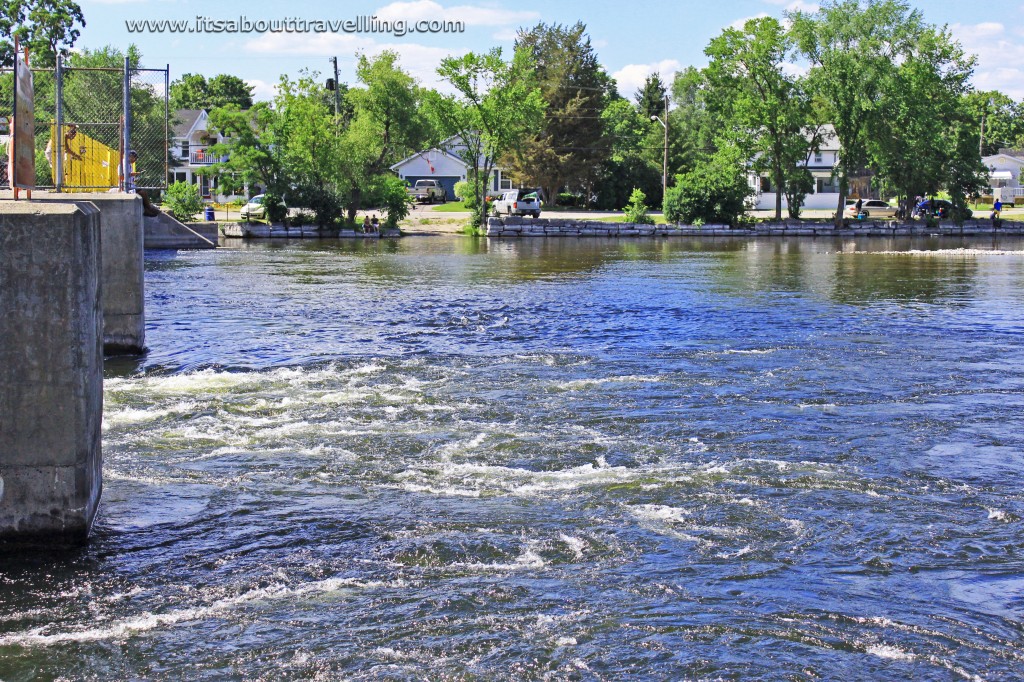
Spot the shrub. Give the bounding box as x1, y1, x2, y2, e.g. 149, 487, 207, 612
164, 181, 204, 222
291, 183, 344, 227
623, 188, 655, 224
373, 174, 413, 227
664, 149, 750, 226
262, 192, 289, 224
453, 180, 472, 203
557, 192, 580, 207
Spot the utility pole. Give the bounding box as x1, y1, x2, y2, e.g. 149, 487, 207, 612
329, 56, 340, 120
663, 94, 669, 201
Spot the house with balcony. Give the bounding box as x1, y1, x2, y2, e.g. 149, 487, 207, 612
169, 109, 236, 200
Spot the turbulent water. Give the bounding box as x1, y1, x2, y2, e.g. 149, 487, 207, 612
3, 235, 1024, 680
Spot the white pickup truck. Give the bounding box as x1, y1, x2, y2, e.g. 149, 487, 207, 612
491, 189, 542, 218
407, 179, 446, 204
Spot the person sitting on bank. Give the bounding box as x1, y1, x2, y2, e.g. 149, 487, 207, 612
362, 215, 372, 233
119, 150, 161, 217
371, 215, 380, 232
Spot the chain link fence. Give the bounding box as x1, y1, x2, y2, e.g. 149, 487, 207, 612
1, 62, 167, 192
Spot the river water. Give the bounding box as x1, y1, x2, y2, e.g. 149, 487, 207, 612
2, 236, 1024, 680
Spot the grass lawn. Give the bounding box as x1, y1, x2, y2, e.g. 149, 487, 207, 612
597, 214, 671, 225
431, 202, 473, 212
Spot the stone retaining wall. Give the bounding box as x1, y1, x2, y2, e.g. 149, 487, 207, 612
485, 216, 1024, 238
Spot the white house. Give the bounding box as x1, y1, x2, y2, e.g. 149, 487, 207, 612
390, 136, 512, 200
169, 109, 236, 200
982, 150, 1024, 201
750, 125, 853, 211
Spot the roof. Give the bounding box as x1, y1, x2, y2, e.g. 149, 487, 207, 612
990, 170, 1013, 180
390, 146, 467, 172
984, 152, 1024, 165
172, 109, 206, 138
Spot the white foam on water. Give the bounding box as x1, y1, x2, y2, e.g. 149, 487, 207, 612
553, 375, 665, 391
558, 534, 587, 560
630, 504, 691, 524
987, 508, 1012, 522
0, 576, 401, 648
865, 644, 916, 662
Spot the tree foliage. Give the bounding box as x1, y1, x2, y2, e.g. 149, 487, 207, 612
506, 22, 613, 206
705, 16, 817, 220
664, 145, 751, 225
436, 47, 545, 232
0, 0, 84, 67
635, 72, 667, 119
790, 0, 927, 225
170, 73, 254, 110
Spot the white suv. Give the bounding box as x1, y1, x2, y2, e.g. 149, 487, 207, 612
492, 189, 542, 218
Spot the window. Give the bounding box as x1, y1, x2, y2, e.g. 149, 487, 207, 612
181, 141, 189, 159
499, 176, 512, 190
760, 176, 772, 193
816, 177, 840, 194
813, 152, 824, 164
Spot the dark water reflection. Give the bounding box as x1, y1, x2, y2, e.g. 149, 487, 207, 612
3, 235, 1024, 680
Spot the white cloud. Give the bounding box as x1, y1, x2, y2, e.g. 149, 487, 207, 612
762, 0, 819, 9
373, 1, 539, 26
611, 60, 684, 99
246, 79, 278, 103
951, 21, 1024, 99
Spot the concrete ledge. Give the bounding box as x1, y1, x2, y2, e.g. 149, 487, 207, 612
144, 211, 217, 249
0, 201, 103, 540
1, 191, 146, 355
484, 216, 1024, 238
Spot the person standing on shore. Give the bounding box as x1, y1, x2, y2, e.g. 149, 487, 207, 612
992, 198, 1002, 220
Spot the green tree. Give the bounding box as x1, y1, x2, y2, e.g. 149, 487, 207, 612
705, 16, 817, 220
635, 72, 667, 119
0, 0, 84, 67
963, 90, 1024, 156
669, 67, 719, 175
592, 96, 662, 209
436, 47, 545, 232
867, 24, 979, 218
791, 0, 925, 226
170, 73, 254, 110
338, 51, 430, 222
663, 144, 751, 225
506, 22, 614, 206
205, 102, 284, 197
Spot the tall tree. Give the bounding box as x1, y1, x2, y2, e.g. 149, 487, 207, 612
170, 73, 254, 110
963, 90, 1024, 156
506, 22, 614, 206
0, 0, 84, 67
705, 16, 817, 220
635, 72, 667, 119
867, 24, 981, 219
436, 47, 545, 232
790, 0, 925, 226
338, 51, 430, 221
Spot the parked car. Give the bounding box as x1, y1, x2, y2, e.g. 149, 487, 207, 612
845, 198, 899, 219
407, 179, 446, 203
492, 189, 542, 218
240, 194, 267, 221
913, 199, 972, 219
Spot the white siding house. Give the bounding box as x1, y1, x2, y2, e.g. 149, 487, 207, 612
982, 151, 1024, 201
750, 125, 846, 211
390, 137, 511, 200
169, 109, 238, 201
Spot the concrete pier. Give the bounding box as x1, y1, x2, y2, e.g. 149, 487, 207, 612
1, 191, 146, 354
0, 201, 103, 540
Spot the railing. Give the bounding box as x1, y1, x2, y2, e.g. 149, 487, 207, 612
185, 146, 225, 165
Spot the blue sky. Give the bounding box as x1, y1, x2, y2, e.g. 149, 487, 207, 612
78, 0, 1024, 100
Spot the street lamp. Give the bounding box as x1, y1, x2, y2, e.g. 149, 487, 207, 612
651, 95, 669, 201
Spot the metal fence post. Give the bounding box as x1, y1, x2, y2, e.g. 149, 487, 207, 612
55, 55, 63, 192
122, 56, 131, 192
